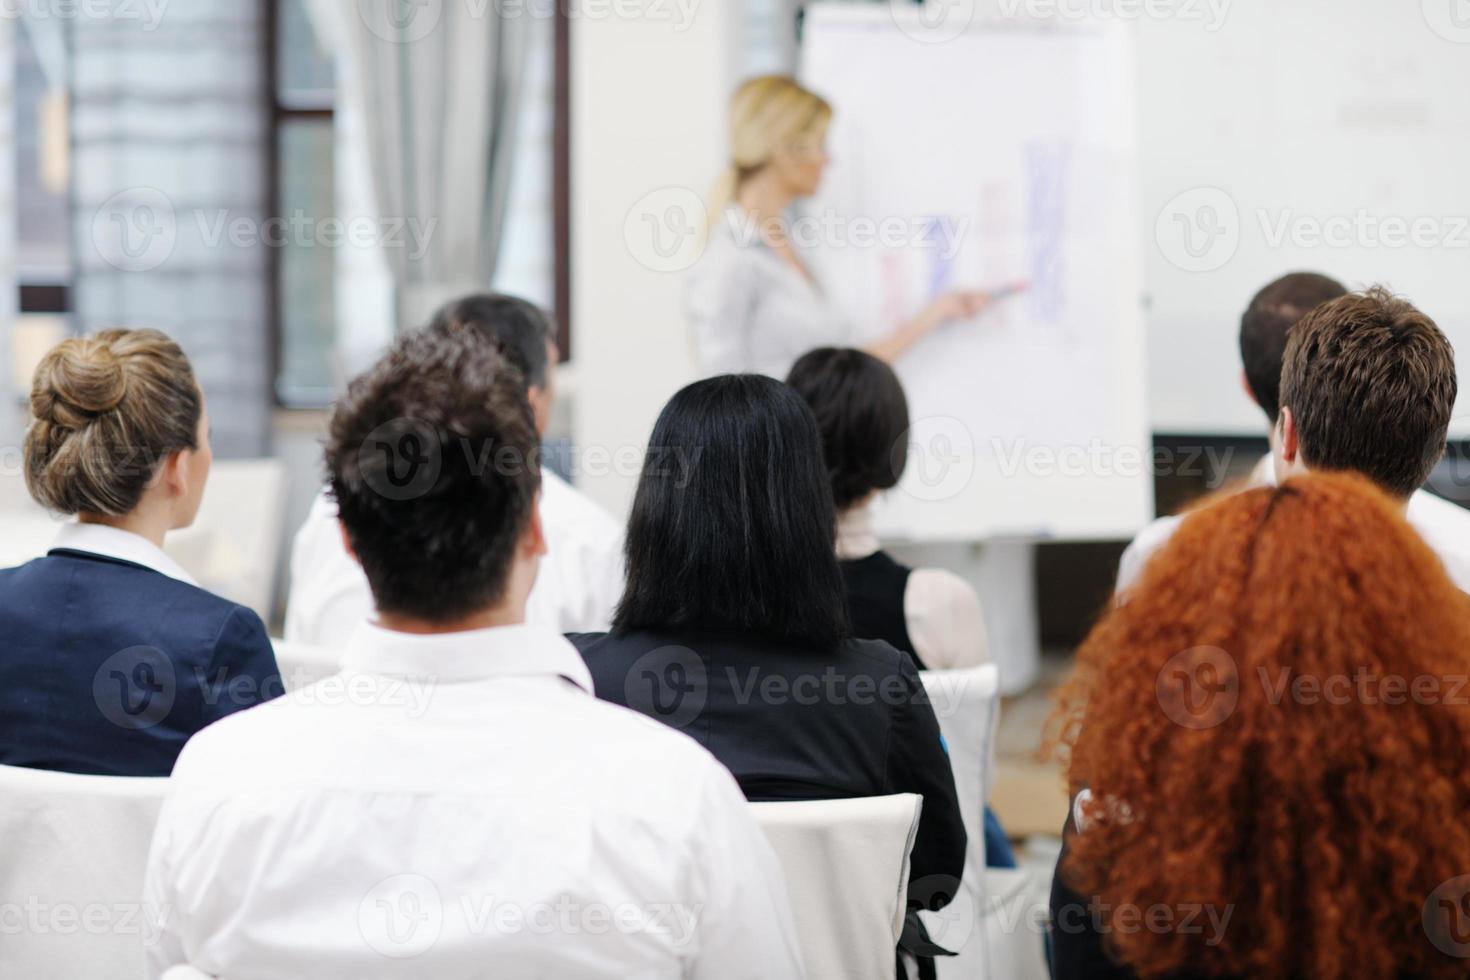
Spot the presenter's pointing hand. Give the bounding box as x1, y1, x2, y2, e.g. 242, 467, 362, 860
923, 289, 992, 327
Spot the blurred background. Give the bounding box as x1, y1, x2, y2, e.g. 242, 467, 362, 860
2, 0, 1470, 880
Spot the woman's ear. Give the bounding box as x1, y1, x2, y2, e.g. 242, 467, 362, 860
160, 447, 192, 500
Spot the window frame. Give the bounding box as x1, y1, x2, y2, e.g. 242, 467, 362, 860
263, 0, 572, 405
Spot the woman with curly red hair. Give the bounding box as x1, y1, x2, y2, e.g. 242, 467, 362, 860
1049, 471, 1470, 979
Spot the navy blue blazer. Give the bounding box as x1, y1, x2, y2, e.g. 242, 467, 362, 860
0, 549, 282, 777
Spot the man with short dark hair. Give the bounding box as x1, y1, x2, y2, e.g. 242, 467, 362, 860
1118, 278, 1470, 594
1276, 287, 1457, 499
144, 331, 803, 979
1237, 271, 1348, 425
286, 293, 624, 645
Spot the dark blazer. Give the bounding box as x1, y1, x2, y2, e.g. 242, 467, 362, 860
0, 549, 282, 777
570, 629, 968, 908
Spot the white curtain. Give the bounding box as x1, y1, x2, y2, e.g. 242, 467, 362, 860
0, 19, 16, 448
308, 0, 533, 332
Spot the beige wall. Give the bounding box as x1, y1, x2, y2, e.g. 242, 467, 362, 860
569, 0, 742, 521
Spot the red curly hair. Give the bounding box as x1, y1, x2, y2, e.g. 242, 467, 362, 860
1052, 471, 1470, 978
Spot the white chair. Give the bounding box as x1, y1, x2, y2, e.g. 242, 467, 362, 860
750, 793, 921, 980
0, 764, 168, 979
0, 468, 38, 512
916, 663, 1036, 979
167, 459, 287, 619
0, 509, 67, 568
982, 866, 1050, 980
271, 638, 344, 691
0, 460, 287, 622
162, 968, 216, 980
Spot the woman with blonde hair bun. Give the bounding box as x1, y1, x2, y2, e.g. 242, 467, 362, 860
0, 328, 280, 777
686, 74, 997, 378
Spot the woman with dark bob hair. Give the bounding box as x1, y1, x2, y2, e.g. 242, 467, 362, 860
786, 346, 988, 671
1048, 472, 1470, 979
572, 375, 967, 953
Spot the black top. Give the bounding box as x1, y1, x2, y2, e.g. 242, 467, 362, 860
570, 628, 968, 908
840, 550, 920, 666
1050, 803, 1238, 980
0, 550, 282, 777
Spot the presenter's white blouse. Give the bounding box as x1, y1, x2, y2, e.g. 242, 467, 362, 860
143, 622, 804, 980
285, 469, 625, 646
686, 207, 852, 378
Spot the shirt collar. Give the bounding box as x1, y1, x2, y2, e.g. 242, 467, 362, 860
1251, 454, 1277, 488
50, 522, 199, 587
341, 620, 595, 694
836, 503, 881, 561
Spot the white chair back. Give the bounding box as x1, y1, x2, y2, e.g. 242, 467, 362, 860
750, 793, 921, 980
0, 459, 287, 622
0, 468, 39, 512
162, 968, 216, 980
271, 638, 344, 691
167, 458, 287, 619
0, 764, 168, 979
0, 509, 67, 569
981, 867, 1050, 980
918, 664, 1001, 979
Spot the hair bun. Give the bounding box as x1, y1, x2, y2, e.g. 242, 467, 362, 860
30, 337, 128, 429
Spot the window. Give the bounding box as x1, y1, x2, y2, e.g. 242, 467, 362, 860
11, 19, 73, 400
266, 0, 571, 407
268, 0, 337, 406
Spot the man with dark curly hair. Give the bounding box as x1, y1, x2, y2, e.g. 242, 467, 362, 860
143, 328, 803, 979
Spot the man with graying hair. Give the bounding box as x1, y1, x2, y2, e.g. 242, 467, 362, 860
286, 293, 625, 646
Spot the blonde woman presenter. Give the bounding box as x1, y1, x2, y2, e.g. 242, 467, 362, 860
687, 75, 997, 378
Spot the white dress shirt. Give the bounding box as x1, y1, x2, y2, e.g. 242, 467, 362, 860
837, 506, 989, 669
143, 621, 804, 980
1116, 456, 1470, 595
285, 469, 625, 646
686, 207, 853, 379
50, 522, 199, 586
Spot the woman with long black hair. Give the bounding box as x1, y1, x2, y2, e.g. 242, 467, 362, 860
571, 374, 967, 964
